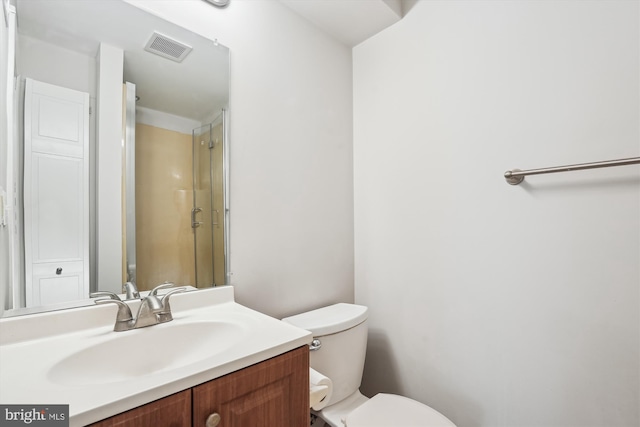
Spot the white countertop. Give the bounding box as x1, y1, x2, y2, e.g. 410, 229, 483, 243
0, 286, 312, 426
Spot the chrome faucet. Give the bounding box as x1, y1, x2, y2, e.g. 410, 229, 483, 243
90, 290, 122, 301
94, 283, 186, 332
123, 281, 140, 300
90, 281, 140, 302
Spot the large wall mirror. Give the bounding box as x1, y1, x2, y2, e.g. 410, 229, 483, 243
4, 0, 230, 317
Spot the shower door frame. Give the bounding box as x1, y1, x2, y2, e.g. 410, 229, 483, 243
192, 109, 228, 287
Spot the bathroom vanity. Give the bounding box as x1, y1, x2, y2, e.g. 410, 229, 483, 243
90, 346, 308, 426
0, 287, 312, 426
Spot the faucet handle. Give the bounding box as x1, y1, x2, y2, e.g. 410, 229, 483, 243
123, 281, 140, 300
157, 287, 187, 323
95, 299, 133, 332
90, 291, 122, 301
161, 287, 187, 305
149, 282, 176, 296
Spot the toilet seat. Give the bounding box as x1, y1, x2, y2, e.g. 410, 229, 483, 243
345, 393, 456, 427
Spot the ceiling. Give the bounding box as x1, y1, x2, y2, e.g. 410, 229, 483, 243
279, 0, 404, 47
14, 0, 403, 121
15, 0, 229, 122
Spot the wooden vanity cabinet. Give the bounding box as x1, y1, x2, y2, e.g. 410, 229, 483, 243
89, 390, 191, 427
192, 345, 309, 427
89, 346, 309, 427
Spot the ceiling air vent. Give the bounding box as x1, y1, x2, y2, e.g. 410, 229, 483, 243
144, 32, 192, 63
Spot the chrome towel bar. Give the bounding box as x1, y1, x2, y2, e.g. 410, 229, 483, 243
504, 157, 640, 185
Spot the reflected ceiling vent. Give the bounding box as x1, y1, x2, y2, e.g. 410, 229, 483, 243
144, 32, 192, 63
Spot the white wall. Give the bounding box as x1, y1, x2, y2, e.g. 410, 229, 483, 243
354, 1, 640, 427
136, 106, 202, 135
16, 35, 96, 97
0, 5, 14, 315
96, 43, 124, 294
354, 1, 639, 427
125, 0, 354, 318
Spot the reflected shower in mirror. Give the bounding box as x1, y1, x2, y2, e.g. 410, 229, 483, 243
4, 0, 230, 317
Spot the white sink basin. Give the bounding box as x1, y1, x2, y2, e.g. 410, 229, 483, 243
48, 320, 244, 386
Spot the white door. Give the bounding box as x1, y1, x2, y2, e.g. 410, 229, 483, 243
24, 78, 90, 307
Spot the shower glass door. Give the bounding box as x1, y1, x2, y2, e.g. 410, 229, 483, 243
192, 113, 226, 288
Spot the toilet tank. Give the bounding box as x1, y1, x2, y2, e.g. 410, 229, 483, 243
282, 303, 368, 407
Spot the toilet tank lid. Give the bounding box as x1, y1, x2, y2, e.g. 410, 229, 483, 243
282, 303, 368, 336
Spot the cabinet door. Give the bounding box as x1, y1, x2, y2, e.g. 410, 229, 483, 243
193, 346, 309, 427
88, 390, 191, 427
24, 78, 90, 307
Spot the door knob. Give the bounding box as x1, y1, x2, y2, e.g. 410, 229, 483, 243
206, 413, 221, 427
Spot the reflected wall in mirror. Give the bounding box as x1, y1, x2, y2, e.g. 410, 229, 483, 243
3, 0, 230, 317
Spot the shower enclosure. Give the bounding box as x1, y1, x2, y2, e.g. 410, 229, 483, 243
129, 109, 228, 291
191, 112, 227, 288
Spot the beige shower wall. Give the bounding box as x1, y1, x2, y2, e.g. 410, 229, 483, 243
135, 123, 194, 291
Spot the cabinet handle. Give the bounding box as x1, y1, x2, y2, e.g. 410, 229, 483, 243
206, 413, 221, 427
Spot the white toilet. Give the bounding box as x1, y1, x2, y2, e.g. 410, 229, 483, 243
283, 303, 456, 427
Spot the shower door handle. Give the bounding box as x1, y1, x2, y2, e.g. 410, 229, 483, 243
191, 207, 203, 228
212, 209, 219, 228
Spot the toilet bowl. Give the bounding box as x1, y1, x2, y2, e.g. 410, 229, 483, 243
282, 303, 456, 427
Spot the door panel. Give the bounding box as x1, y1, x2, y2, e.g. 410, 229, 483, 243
193, 125, 214, 288
24, 78, 89, 307
30, 88, 86, 158
192, 115, 226, 288
192, 347, 309, 427
31, 153, 83, 262
34, 275, 82, 305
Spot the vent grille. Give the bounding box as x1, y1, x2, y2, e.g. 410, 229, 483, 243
144, 32, 192, 62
